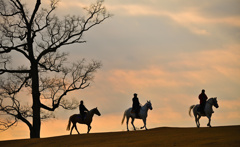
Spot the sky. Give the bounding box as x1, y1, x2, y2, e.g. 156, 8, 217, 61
1, 0, 240, 141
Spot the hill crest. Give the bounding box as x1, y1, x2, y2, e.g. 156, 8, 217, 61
0, 125, 240, 147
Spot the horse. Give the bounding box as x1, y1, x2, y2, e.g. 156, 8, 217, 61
189, 97, 219, 128
121, 100, 153, 131
66, 107, 101, 135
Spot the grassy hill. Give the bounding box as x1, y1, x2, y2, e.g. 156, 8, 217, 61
0, 125, 239, 147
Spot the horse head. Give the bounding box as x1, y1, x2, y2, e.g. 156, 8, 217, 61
208, 97, 219, 108
213, 97, 219, 108
94, 107, 101, 116
147, 100, 153, 110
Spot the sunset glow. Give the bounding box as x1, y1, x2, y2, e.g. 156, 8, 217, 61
0, 0, 239, 141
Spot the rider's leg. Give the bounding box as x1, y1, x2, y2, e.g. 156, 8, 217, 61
200, 103, 204, 113
135, 111, 138, 118
135, 108, 139, 118
82, 112, 86, 121
202, 101, 206, 114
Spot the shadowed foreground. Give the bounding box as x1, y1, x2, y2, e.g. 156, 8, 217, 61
0, 126, 239, 147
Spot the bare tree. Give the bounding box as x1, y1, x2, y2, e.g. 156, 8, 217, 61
0, 0, 111, 138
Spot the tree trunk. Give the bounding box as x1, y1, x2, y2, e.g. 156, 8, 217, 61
31, 96, 41, 138
30, 61, 41, 138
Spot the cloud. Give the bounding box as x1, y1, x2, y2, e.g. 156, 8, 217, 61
105, 44, 240, 91
105, 2, 240, 35
57, 0, 87, 9
1, 0, 240, 141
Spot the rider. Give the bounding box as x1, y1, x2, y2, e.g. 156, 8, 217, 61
79, 100, 89, 121
198, 89, 208, 114
132, 93, 141, 118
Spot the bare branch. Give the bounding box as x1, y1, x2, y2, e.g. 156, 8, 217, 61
0, 0, 109, 138
60, 98, 78, 110
36, 0, 112, 62
40, 60, 101, 111
0, 118, 18, 131
38, 52, 68, 72
29, 0, 41, 26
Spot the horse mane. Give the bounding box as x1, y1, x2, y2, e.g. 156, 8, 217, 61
208, 97, 217, 102
89, 107, 97, 112
141, 101, 152, 110
143, 100, 150, 106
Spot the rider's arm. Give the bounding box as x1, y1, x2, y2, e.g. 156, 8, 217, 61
84, 105, 89, 112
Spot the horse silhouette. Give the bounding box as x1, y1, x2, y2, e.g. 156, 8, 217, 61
122, 100, 152, 131
66, 107, 101, 134
189, 97, 219, 127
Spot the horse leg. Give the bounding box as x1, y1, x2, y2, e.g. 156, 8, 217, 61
194, 114, 198, 128
207, 116, 211, 127
197, 115, 201, 128
131, 118, 136, 131
126, 116, 130, 131
70, 123, 75, 135
195, 114, 201, 128
74, 123, 80, 134
87, 125, 92, 133
140, 118, 147, 130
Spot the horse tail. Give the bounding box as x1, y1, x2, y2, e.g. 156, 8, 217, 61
189, 105, 195, 117
66, 116, 71, 131
121, 110, 126, 125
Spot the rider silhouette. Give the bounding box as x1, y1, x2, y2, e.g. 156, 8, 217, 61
79, 100, 89, 121
198, 89, 208, 114
132, 93, 141, 118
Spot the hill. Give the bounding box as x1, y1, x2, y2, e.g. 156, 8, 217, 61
0, 125, 240, 147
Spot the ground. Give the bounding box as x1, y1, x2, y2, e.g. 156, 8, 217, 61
0, 125, 239, 147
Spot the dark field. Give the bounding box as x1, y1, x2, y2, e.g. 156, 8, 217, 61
0, 125, 239, 147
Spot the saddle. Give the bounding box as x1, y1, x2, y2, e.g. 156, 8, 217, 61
78, 114, 86, 121
197, 105, 214, 115
131, 109, 141, 118
197, 106, 206, 115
